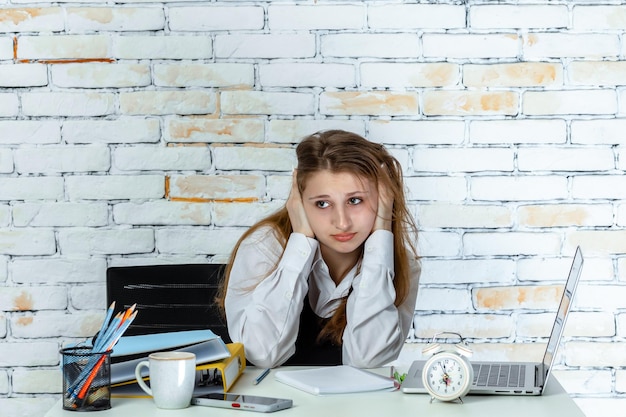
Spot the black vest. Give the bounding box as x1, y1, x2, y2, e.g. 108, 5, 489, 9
283, 298, 342, 366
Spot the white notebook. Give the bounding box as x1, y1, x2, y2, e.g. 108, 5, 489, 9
274, 365, 395, 395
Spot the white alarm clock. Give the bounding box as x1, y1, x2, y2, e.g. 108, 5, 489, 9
421, 332, 474, 403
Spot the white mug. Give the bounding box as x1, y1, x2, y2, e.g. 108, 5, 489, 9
134, 351, 196, 409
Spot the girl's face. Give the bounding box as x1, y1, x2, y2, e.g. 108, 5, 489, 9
301, 170, 378, 257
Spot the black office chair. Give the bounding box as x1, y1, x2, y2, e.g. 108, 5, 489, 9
105, 263, 231, 344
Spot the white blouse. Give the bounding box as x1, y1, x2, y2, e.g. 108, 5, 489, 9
224, 227, 420, 369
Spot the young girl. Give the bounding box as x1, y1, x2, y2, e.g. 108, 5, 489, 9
217, 130, 420, 369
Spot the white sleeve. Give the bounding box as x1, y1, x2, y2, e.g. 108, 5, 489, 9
342, 230, 420, 368
224, 230, 318, 368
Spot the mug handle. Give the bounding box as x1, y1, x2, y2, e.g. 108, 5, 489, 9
134, 360, 152, 396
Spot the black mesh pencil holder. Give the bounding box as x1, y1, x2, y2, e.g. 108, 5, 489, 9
60, 347, 112, 411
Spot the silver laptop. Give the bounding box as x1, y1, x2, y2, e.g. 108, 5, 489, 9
402, 246, 584, 396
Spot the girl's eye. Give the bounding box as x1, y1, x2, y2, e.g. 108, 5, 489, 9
316, 201, 330, 209
348, 197, 363, 205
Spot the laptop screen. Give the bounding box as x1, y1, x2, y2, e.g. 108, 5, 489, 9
540, 246, 584, 388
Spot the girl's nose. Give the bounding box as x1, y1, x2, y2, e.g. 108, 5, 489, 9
333, 206, 352, 230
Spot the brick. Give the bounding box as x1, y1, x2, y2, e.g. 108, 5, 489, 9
169, 6, 263, 31
154, 63, 254, 88
573, 5, 626, 30
569, 61, 626, 86
369, 120, 464, 145
470, 119, 566, 144
553, 370, 612, 395
417, 203, 513, 229
471, 176, 568, 201
58, 228, 154, 255
0, 370, 6, 394
464, 232, 562, 256
114, 145, 211, 171
519, 255, 583, 283
572, 119, 626, 144
414, 288, 472, 311
404, 176, 467, 201
13, 202, 109, 227
416, 231, 462, 257
564, 312, 616, 337
215, 34, 315, 59
419, 258, 515, 285
155, 228, 243, 256
0, 286, 66, 311
0, 7, 64, 32
168, 175, 264, 201
414, 314, 513, 339
0, 93, 19, 117
475, 284, 563, 310
518, 147, 615, 171
213, 201, 283, 227
113, 201, 212, 225
11, 311, 102, 338
618, 204, 626, 227
15, 145, 110, 174
519, 204, 614, 228
423, 90, 518, 116
51, 63, 151, 88
0, 342, 59, 366
22, 92, 116, 117
0, 120, 60, 144
572, 175, 626, 199
66, 7, 164, 31
469, 342, 545, 363
0, 149, 11, 173
268, 120, 365, 144
65, 175, 164, 200
0, 229, 56, 255
166, 117, 264, 143
320, 91, 419, 116
120, 90, 216, 115
11, 258, 107, 284
0, 205, 8, 226
0, 36, 12, 59
566, 341, 626, 367
423, 34, 519, 59
64, 117, 160, 144
464, 62, 563, 87
413, 147, 514, 173
113, 35, 211, 59
523, 33, 620, 59
361, 63, 459, 88
368, 4, 465, 29
270, 5, 364, 31
470, 5, 569, 29
0, 177, 64, 201
12, 369, 59, 394
260, 63, 355, 88
70, 284, 105, 310
213, 145, 295, 171
567, 231, 626, 256
321, 33, 420, 58
266, 175, 291, 200
0, 63, 47, 87
17, 35, 109, 60
221, 91, 314, 116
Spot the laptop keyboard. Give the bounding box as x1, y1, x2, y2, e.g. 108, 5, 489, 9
472, 364, 526, 388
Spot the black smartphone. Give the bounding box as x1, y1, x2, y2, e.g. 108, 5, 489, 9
191, 393, 293, 413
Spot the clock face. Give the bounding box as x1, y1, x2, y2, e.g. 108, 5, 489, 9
422, 352, 473, 401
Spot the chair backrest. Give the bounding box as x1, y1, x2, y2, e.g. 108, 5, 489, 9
106, 263, 231, 343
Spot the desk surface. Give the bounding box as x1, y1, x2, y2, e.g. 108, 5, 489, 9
45, 367, 584, 417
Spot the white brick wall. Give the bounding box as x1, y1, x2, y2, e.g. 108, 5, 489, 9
1, 1, 626, 416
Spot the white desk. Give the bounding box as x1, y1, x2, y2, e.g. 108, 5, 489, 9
45, 367, 584, 417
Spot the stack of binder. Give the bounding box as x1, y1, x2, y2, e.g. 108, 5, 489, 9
110, 329, 245, 397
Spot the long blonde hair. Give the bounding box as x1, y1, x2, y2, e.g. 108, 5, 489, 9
216, 130, 418, 344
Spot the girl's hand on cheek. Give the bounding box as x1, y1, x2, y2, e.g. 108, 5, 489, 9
287, 170, 315, 238
374, 180, 393, 232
